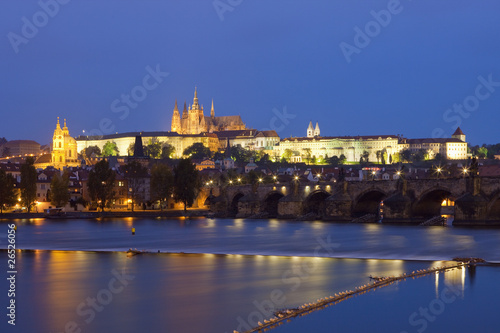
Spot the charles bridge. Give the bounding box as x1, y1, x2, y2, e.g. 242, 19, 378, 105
202, 177, 500, 225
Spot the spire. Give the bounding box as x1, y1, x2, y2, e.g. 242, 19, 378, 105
192, 87, 199, 109
314, 122, 320, 137
211, 99, 214, 118
63, 118, 68, 129
56, 117, 61, 130
174, 99, 179, 112
182, 101, 188, 118
307, 121, 314, 138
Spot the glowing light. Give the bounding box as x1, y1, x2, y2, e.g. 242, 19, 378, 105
237, 178, 241, 182
229, 180, 233, 184
273, 175, 277, 180
258, 178, 263, 182
294, 176, 299, 180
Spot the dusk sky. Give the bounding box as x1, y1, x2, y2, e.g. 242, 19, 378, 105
1, 0, 499, 146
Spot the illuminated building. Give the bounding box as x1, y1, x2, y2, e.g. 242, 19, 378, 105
171, 88, 246, 134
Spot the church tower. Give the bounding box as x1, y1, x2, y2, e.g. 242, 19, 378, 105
51, 118, 78, 169
52, 117, 65, 166
452, 127, 466, 142
314, 122, 320, 137
171, 100, 181, 133
307, 121, 314, 138
211, 99, 215, 118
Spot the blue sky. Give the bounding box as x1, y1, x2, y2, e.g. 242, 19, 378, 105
1, 0, 499, 145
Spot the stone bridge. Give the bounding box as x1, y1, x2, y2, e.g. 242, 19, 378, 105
206, 177, 500, 224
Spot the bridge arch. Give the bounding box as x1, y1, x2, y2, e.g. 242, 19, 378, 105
352, 188, 386, 217
412, 187, 452, 217
229, 192, 245, 216
261, 191, 285, 217
487, 191, 500, 219
304, 190, 330, 216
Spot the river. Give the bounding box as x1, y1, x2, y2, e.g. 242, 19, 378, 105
0, 218, 499, 332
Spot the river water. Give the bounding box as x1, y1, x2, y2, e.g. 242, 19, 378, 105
1, 218, 499, 333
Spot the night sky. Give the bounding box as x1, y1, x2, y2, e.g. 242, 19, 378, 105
1, 0, 499, 146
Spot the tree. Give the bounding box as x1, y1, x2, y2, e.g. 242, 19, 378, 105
183, 142, 212, 159
329, 155, 340, 166
339, 154, 347, 165
282, 149, 293, 163
360, 150, 369, 164
123, 160, 148, 212
477, 146, 488, 159
50, 171, 70, 208
2, 147, 11, 157
0, 169, 16, 213
231, 144, 251, 163
400, 149, 412, 163
412, 149, 426, 163
87, 159, 116, 211
127, 143, 135, 156
303, 148, 312, 164
82, 145, 101, 158
144, 139, 162, 159
161, 143, 175, 159
20, 157, 37, 212
151, 163, 174, 211
173, 158, 200, 213
376, 150, 382, 163
102, 141, 119, 157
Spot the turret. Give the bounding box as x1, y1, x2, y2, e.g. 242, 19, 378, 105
307, 121, 314, 138
314, 122, 320, 137
171, 100, 181, 133
452, 127, 466, 142
182, 101, 188, 119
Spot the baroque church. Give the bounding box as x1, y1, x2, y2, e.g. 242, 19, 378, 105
171, 88, 246, 134
35, 118, 79, 169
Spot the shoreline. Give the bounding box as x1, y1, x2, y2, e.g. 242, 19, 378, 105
0, 209, 210, 220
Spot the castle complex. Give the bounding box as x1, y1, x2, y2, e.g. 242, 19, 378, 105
171, 88, 246, 134
276, 123, 468, 163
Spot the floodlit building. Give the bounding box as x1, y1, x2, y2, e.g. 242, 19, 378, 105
171, 88, 246, 134
276, 123, 468, 163
34, 118, 80, 169
76, 131, 219, 158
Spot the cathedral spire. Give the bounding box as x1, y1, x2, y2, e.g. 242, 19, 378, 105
192, 87, 199, 109
211, 99, 214, 118
174, 99, 179, 111
182, 101, 188, 118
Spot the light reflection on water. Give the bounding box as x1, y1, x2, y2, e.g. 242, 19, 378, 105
1, 250, 463, 333
4, 218, 500, 261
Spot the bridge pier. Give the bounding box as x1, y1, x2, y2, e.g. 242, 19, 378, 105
324, 191, 352, 221
278, 195, 304, 219
383, 192, 413, 222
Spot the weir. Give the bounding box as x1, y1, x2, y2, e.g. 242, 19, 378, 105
236, 258, 483, 333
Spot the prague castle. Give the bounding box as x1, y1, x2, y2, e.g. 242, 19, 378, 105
171, 88, 246, 134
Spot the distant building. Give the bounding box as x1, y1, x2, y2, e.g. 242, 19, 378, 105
0, 140, 41, 157
277, 122, 468, 163
76, 131, 219, 159
171, 88, 246, 134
